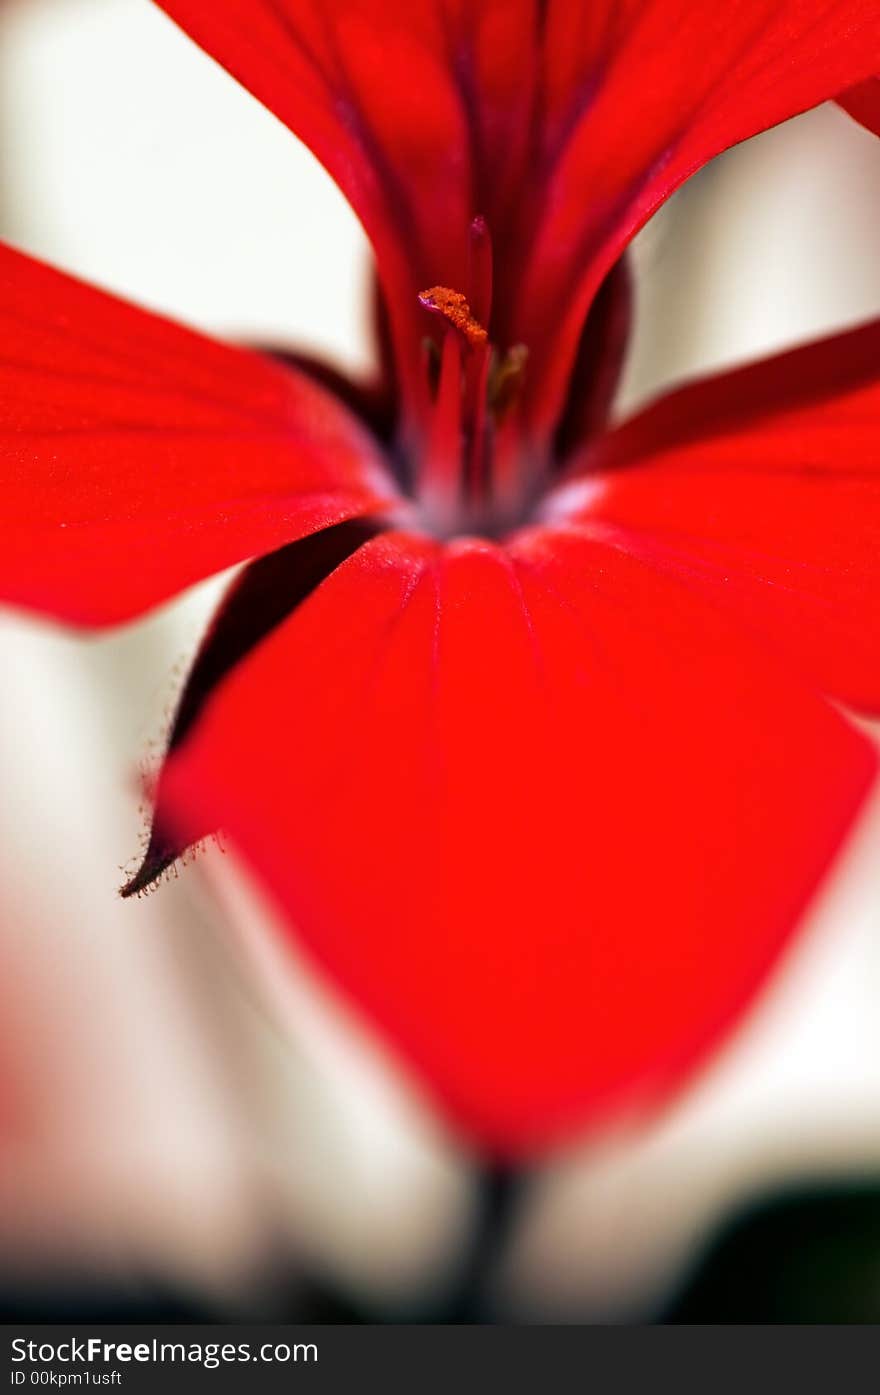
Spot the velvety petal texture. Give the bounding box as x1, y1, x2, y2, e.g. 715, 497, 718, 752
0, 243, 397, 626
160, 530, 874, 1153
574, 318, 880, 713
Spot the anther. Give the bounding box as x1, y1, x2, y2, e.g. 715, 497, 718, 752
418, 286, 488, 349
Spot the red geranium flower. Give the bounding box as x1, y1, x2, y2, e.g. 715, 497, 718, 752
2, 1, 880, 1154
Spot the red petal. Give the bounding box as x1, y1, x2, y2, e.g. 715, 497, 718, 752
152, 1, 880, 434
525, 1, 880, 429
573, 318, 880, 713
153, 0, 538, 415
121, 519, 381, 897
838, 77, 880, 135
0, 243, 398, 626
554, 255, 633, 458
159, 529, 873, 1154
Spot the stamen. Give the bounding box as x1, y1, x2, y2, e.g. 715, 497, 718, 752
466, 342, 491, 503
418, 286, 488, 349
468, 215, 494, 328
414, 219, 533, 534
419, 325, 463, 530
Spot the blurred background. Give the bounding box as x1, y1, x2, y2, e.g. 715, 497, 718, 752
1, 0, 880, 1324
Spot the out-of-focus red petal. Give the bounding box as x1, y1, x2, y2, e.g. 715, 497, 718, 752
0, 244, 398, 627
570, 318, 880, 713
525, 1, 880, 430
159, 529, 874, 1155
837, 77, 880, 135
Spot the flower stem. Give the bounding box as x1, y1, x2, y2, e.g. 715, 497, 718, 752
441, 1162, 523, 1322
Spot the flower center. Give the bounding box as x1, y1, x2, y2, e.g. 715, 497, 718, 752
413, 217, 537, 538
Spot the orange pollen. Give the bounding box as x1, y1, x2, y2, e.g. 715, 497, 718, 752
418, 286, 488, 348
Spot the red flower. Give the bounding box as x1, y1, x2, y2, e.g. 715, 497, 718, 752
2, 1, 880, 1154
